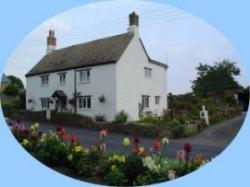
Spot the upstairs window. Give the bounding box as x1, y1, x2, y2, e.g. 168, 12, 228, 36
41, 98, 50, 109
59, 72, 66, 85
155, 96, 160, 105
144, 67, 152, 78
41, 75, 49, 86
142, 95, 150, 108
78, 96, 91, 109
79, 69, 90, 82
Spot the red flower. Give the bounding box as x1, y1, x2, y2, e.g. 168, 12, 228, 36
70, 134, 79, 145
15, 116, 22, 124
153, 140, 161, 152
184, 143, 192, 153
57, 126, 66, 137
133, 137, 140, 145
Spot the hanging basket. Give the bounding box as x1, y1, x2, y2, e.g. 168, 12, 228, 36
99, 95, 106, 103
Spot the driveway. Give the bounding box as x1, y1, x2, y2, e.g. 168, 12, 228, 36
21, 113, 246, 160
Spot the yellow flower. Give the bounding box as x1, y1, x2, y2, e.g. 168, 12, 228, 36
67, 154, 73, 161
83, 148, 90, 154
30, 123, 39, 132
21, 139, 29, 147
120, 155, 126, 163
139, 147, 144, 154
111, 165, 117, 171
123, 137, 130, 147
75, 145, 82, 152
108, 154, 126, 163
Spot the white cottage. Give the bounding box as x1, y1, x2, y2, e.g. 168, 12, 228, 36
26, 12, 168, 121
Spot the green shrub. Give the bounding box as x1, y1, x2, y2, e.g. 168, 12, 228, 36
139, 115, 158, 125
124, 155, 145, 184
74, 156, 97, 177
3, 84, 19, 96
170, 118, 181, 126
1, 101, 16, 117
104, 166, 127, 186
37, 132, 67, 166
114, 111, 128, 123
95, 114, 106, 122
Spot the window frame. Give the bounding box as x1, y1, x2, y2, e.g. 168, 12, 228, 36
78, 96, 92, 109
58, 72, 66, 85
40, 98, 50, 109
155, 96, 160, 105
40, 75, 49, 86
144, 67, 152, 78
79, 69, 91, 83
142, 95, 150, 108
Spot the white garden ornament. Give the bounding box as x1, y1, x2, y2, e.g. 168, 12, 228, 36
200, 105, 210, 125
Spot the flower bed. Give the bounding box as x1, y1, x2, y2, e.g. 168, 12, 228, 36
10, 122, 209, 186
13, 111, 200, 139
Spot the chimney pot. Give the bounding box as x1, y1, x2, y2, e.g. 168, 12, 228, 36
47, 29, 56, 54
128, 12, 139, 35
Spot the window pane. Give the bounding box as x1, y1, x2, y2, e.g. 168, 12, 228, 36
83, 98, 86, 108
87, 97, 91, 108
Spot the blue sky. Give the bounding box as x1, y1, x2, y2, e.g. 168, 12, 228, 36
4, 0, 249, 94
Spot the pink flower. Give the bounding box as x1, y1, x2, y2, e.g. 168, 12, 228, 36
70, 134, 79, 145
176, 150, 185, 162
100, 143, 107, 152
100, 129, 108, 139
168, 170, 176, 180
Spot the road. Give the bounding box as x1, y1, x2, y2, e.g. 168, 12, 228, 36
22, 113, 246, 160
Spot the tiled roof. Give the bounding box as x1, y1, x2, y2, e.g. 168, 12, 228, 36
26, 33, 133, 76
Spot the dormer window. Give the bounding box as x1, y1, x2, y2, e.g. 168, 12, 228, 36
79, 69, 90, 82
144, 67, 152, 78
59, 72, 66, 85
41, 75, 49, 86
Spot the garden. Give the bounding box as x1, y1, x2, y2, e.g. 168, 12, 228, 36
10, 121, 209, 186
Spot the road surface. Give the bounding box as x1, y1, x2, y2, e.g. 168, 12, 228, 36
21, 113, 246, 160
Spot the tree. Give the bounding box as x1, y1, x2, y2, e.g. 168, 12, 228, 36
192, 60, 242, 97
3, 84, 19, 96
7, 75, 24, 89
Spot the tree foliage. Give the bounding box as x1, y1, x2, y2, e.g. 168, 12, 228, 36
192, 60, 242, 97
3, 84, 19, 96
7, 75, 24, 89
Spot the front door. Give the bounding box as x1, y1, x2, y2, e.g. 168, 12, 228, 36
56, 99, 65, 112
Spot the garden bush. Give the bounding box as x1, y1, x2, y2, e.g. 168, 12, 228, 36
95, 114, 106, 122
114, 110, 128, 123
1, 101, 17, 117
3, 84, 19, 96
36, 132, 68, 166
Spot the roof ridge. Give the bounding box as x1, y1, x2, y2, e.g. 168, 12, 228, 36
48, 32, 132, 54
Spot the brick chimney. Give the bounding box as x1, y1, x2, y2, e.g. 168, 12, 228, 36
128, 12, 139, 36
47, 30, 56, 54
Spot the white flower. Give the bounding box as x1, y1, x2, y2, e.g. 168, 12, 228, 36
168, 170, 176, 180
162, 137, 169, 145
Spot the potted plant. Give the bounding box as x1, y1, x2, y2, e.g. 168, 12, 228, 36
68, 98, 76, 106
99, 95, 106, 103
28, 99, 33, 103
